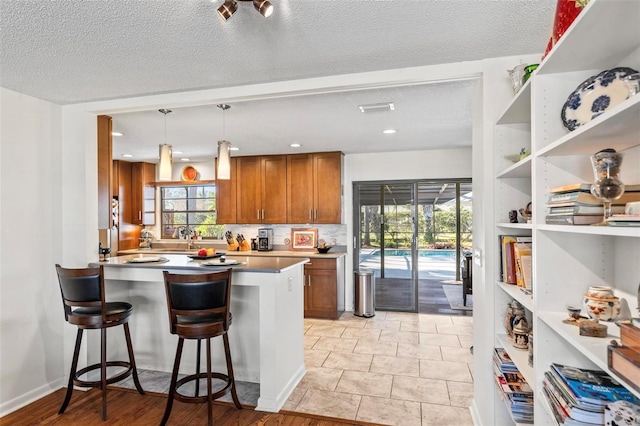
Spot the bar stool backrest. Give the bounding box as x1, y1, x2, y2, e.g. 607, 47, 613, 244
55, 264, 106, 326
163, 269, 233, 338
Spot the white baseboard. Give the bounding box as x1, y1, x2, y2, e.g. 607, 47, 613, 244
0, 378, 64, 417
469, 399, 482, 426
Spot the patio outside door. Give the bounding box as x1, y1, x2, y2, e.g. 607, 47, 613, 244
356, 182, 418, 312
354, 180, 473, 313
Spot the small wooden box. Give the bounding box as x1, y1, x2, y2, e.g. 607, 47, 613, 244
621, 323, 640, 353
608, 344, 640, 393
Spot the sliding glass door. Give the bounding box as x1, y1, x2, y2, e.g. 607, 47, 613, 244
354, 179, 472, 313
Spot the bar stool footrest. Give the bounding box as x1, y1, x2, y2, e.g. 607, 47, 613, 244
174, 372, 232, 404
73, 360, 133, 388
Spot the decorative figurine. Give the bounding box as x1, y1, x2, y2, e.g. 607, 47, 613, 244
512, 315, 530, 349
505, 300, 525, 339
509, 210, 518, 223
519, 202, 532, 223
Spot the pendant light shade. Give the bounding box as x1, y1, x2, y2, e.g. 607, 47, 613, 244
158, 144, 172, 181
158, 109, 173, 181
217, 140, 231, 180
216, 104, 232, 180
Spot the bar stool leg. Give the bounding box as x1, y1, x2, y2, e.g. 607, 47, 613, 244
101, 328, 107, 421
222, 333, 242, 410
206, 338, 213, 426
59, 329, 83, 414
161, 337, 184, 426
123, 323, 144, 395
195, 339, 201, 397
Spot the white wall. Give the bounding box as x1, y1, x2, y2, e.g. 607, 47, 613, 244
343, 148, 472, 309
0, 88, 65, 415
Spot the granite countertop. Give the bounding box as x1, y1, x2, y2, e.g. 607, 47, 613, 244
117, 248, 346, 259
92, 254, 309, 273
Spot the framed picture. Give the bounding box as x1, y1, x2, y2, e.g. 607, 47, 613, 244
291, 228, 318, 251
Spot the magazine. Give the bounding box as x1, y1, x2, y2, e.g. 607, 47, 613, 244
551, 363, 640, 407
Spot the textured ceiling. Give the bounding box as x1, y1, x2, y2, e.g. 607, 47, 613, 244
1, 0, 555, 158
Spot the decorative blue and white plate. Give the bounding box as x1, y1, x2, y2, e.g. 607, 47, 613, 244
561, 67, 638, 131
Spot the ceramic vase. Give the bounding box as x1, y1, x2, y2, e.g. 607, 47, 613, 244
583, 295, 621, 322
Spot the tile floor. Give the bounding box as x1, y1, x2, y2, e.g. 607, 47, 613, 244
282, 311, 474, 426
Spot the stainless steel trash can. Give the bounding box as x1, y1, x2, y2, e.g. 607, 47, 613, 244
354, 269, 375, 317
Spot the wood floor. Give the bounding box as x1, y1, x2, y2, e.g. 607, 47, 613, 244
0, 388, 383, 426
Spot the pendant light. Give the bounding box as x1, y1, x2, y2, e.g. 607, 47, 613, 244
216, 104, 232, 180
158, 109, 173, 181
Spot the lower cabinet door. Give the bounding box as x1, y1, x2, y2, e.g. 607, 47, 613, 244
305, 268, 338, 319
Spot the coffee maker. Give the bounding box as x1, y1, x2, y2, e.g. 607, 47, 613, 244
257, 228, 274, 251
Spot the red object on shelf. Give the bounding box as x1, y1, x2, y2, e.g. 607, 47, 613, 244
552, 0, 585, 45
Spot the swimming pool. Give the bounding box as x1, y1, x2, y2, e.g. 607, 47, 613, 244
371, 249, 457, 258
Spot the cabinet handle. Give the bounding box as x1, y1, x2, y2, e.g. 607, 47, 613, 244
262, 209, 265, 220
308, 276, 312, 287
309, 209, 312, 221
138, 211, 142, 221
314, 209, 318, 220
257, 210, 260, 221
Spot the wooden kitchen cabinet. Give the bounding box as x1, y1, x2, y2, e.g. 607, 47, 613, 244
304, 257, 345, 319
236, 155, 287, 224
215, 157, 237, 224
287, 151, 343, 224
97, 115, 113, 230
114, 160, 139, 250
131, 162, 156, 225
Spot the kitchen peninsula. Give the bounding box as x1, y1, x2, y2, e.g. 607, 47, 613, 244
91, 254, 308, 412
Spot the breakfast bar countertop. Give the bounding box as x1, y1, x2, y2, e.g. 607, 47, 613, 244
93, 253, 309, 273
117, 248, 346, 259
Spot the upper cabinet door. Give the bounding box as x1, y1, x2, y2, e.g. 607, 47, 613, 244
313, 152, 343, 224
97, 115, 113, 230
261, 155, 287, 224
131, 162, 156, 225
215, 157, 237, 224
287, 153, 315, 223
236, 156, 263, 224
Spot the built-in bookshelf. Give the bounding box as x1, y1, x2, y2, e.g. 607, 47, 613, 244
475, 0, 640, 425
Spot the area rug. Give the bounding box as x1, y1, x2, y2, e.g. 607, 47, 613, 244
442, 284, 473, 311
114, 368, 260, 406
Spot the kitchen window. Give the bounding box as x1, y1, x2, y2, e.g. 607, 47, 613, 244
160, 185, 224, 239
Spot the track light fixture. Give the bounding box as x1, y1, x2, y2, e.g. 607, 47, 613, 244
217, 0, 273, 21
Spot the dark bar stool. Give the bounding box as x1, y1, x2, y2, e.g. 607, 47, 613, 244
55, 264, 144, 421
161, 269, 242, 426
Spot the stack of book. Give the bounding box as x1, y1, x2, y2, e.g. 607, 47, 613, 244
545, 183, 640, 226
499, 235, 532, 290
541, 362, 640, 426
493, 348, 534, 423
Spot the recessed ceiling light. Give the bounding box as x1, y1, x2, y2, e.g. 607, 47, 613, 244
112, 131, 123, 137
358, 102, 395, 113
181, 158, 190, 161
383, 129, 397, 134
173, 150, 183, 155
122, 154, 133, 158
290, 143, 302, 148
230, 147, 240, 151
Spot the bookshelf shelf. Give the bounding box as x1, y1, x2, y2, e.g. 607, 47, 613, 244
497, 157, 532, 179
497, 281, 533, 312
496, 333, 535, 389
497, 223, 533, 230
496, 80, 531, 125
538, 224, 640, 238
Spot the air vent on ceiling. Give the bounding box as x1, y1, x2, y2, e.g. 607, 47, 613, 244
358, 102, 395, 113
